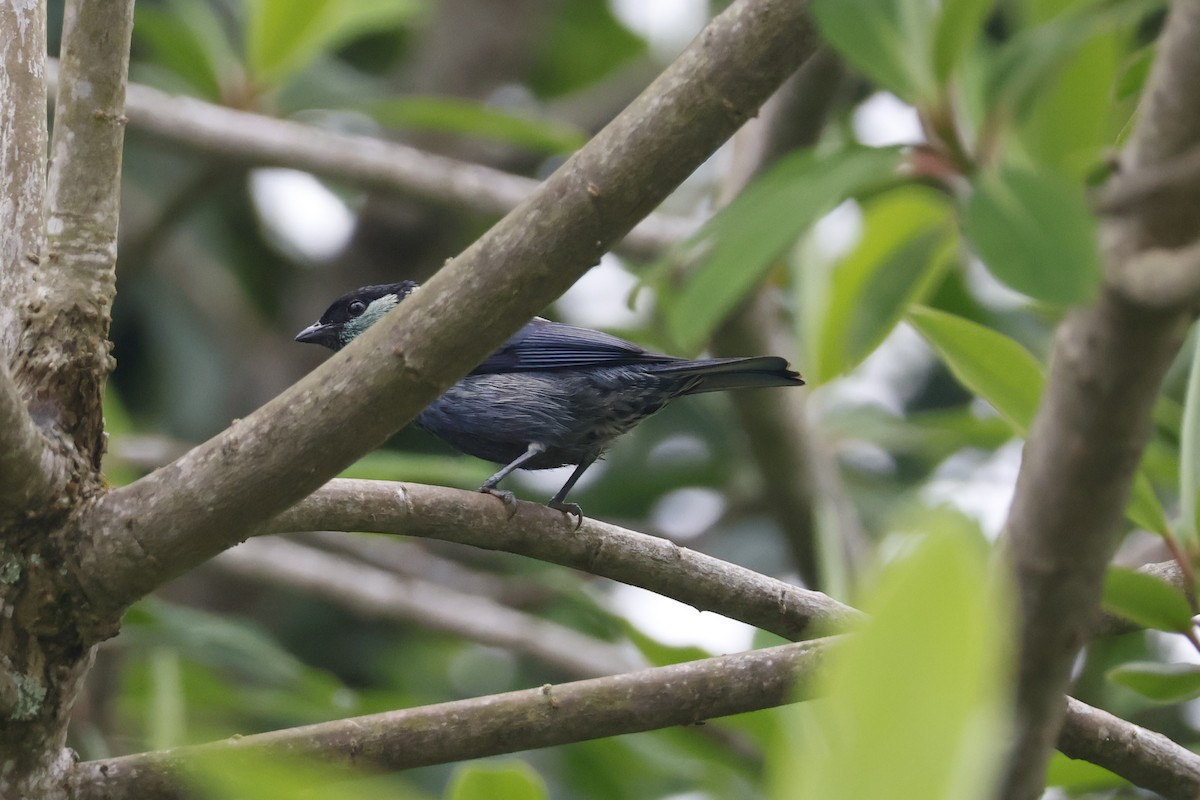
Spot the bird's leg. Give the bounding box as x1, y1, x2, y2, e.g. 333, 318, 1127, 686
547, 457, 596, 530
479, 443, 547, 517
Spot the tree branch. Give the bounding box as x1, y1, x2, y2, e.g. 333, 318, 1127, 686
1108, 236, 1200, 309
1058, 697, 1200, 800
262, 480, 861, 640
997, 2, 1200, 797
68, 638, 832, 800
0, 361, 66, 520
213, 536, 641, 679
13, 0, 134, 468
0, 0, 62, 520
296, 530, 537, 606
63, 620, 1200, 800
70, 70, 699, 262
77, 0, 820, 621
0, 0, 47, 359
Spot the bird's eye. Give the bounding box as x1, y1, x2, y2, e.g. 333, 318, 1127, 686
348, 300, 367, 316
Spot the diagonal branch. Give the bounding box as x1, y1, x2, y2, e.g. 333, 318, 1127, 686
214, 536, 641, 679
71, 69, 699, 261
260, 479, 861, 640
68, 638, 833, 800
77, 0, 820, 620
1058, 696, 1200, 800
997, 2, 1200, 797
13, 0, 134, 468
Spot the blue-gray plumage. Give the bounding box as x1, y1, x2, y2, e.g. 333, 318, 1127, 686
296, 282, 804, 522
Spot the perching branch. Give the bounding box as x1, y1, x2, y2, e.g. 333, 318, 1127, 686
81, 71, 698, 261
77, 0, 820, 620
997, 2, 1200, 797
214, 536, 641, 679
267, 482, 1200, 796
260, 479, 861, 641
68, 638, 833, 800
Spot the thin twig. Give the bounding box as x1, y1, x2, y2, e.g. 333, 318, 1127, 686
295, 530, 536, 606
213, 537, 641, 679
47, 68, 701, 262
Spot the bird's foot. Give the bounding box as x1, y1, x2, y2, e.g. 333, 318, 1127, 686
481, 486, 519, 519
548, 500, 584, 530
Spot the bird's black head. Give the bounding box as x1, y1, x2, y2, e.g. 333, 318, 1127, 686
295, 282, 419, 351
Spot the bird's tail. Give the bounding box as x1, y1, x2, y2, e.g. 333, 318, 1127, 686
653, 356, 804, 394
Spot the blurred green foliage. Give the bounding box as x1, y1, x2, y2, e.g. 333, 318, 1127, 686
91, 0, 1200, 797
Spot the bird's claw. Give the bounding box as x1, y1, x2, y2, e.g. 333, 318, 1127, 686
481, 487, 519, 519
548, 500, 584, 530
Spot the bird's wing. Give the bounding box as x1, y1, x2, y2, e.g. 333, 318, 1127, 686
472, 319, 681, 373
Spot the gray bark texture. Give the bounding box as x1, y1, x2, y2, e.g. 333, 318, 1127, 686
0, 0, 134, 797
997, 1, 1200, 797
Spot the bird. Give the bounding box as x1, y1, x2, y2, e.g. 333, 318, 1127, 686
296, 282, 804, 523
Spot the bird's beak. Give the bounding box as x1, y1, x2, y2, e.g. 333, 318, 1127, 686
294, 322, 342, 350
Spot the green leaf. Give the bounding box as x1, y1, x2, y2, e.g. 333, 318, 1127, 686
661, 146, 903, 352
1108, 662, 1200, 703
1102, 567, 1193, 632
810, 186, 956, 383
811, 0, 937, 101
528, 0, 647, 98
367, 98, 587, 154
1179, 334, 1200, 548
907, 306, 1044, 434
447, 762, 549, 800
771, 528, 1010, 800
933, 0, 993, 82
963, 166, 1101, 306
134, 0, 237, 100
147, 648, 186, 750
122, 598, 310, 686
246, 0, 420, 86
1127, 470, 1172, 537
909, 307, 1170, 532
1017, 25, 1119, 177
339, 451, 493, 488
985, 0, 1159, 125
1115, 42, 1156, 105
1045, 751, 1126, 792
